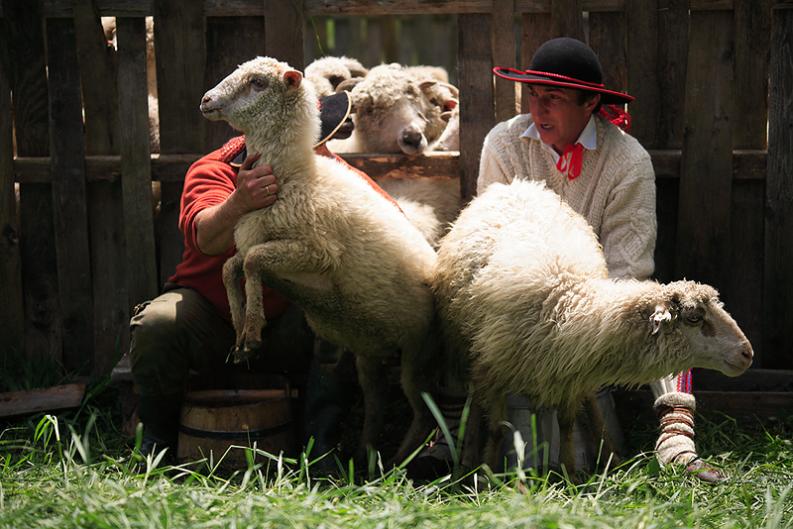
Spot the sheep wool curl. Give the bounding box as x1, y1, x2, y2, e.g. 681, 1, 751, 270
200, 57, 440, 460
434, 179, 753, 433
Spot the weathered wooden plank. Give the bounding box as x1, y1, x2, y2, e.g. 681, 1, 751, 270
265, 0, 303, 69
733, 0, 771, 149
653, 177, 678, 284
656, 0, 688, 149
73, 0, 128, 376
46, 0, 793, 17
459, 14, 495, 201
153, 0, 205, 285
493, 0, 517, 122
205, 16, 265, 150
0, 22, 24, 357
551, 0, 583, 39
626, 0, 659, 148
764, 6, 793, 370
519, 13, 552, 112
675, 11, 734, 291
117, 18, 158, 310
3, 0, 62, 365
0, 383, 86, 418
589, 11, 627, 95
727, 180, 765, 364
46, 17, 94, 374
13, 150, 769, 184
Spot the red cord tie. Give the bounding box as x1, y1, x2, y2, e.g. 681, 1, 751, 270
556, 142, 584, 180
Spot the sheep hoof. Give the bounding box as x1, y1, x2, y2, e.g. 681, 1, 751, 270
230, 342, 262, 364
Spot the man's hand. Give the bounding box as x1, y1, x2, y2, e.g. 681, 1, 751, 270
230, 153, 279, 215
194, 152, 279, 256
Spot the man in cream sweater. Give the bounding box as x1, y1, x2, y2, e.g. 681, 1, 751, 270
474, 37, 722, 483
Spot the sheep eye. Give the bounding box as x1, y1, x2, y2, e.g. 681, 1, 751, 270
684, 313, 703, 325
250, 77, 268, 90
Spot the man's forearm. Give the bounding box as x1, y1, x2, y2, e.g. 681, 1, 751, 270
194, 191, 245, 255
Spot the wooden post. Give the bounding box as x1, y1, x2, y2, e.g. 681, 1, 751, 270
153, 0, 206, 286
458, 14, 495, 201
764, 6, 793, 369
265, 0, 304, 69
492, 0, 516, 122
117, 18, 158, 311
675, 11, 734, 293
551, 0, 583, 39
733, 0, 771, 150
205, 16, 265, 150
520, 12, 552, 112
589, 11, 627, 94
46, 17, 94, 374
74, 0, 129, 375
656, 0, 688, 149
626, 0, 659, 148
0, 20, 24, 357
2, 0, 62, 365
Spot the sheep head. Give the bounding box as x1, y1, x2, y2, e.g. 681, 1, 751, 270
306, 55, 369, 97
648, 281, 753, 377
349, 64, 449, 155
200, 56, 318, 143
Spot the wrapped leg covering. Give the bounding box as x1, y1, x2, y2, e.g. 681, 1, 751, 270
653, 391, 697, 466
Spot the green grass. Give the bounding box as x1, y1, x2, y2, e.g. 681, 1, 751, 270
1, 390, 792, 529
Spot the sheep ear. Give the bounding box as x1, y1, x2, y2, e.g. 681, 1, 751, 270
650, 304, 673, 335
284, 70, 302, 90
418, 80, 438, 93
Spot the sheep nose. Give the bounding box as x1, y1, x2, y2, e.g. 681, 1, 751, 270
402, 129, 423, 148
740, 344, 753, 363
201, 94, 213, 104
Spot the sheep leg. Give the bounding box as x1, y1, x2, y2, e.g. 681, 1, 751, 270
222, 253, 246, 348
482, 393, 507, 473
238, 241, 331, 360
558, 410, 578, 480
391, 333, 437, 465
354, 354, 388, 461
460, 396, 485, 473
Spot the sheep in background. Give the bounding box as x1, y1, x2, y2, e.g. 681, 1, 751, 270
305, 55, 368, 97
433, 180, 754, 475
200, 57, 439, 461
328, 63, 462, 246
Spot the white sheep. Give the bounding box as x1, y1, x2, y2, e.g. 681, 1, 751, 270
433, 180, 754, 474
305, 55, 368, 98
199, 57, 439, 460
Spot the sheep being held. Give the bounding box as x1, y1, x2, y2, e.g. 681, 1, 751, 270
199, 57, 439, 459
433, 180, 754, 474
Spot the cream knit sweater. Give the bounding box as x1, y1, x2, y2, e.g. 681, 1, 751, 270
477, 113, 657, 280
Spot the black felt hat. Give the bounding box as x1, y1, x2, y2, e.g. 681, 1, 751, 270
493, 37, 634, 105
315, 90, 353, 147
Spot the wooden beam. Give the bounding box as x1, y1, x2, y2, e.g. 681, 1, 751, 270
492, 0, 517, 123
626, 0, 659, 148
0, 19, 24, 357
764, 6, 793, 369
733, 0, 771, 149
656, 0, 688, 149
265, 0, 304, 69
675, 10, 734, 291
117, 17, 158, 309
0, 383, 86, 418
47, 17, 94, 374
12, 150, 769, 184
458, 14, 495, 201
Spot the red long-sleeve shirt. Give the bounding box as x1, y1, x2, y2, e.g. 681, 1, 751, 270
168, 136, 290, 321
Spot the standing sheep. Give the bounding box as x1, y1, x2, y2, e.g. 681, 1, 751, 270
199, 57, 439, 461
433, 180, 754, 474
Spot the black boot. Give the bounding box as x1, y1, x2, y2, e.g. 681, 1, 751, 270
137, 395, 182, 462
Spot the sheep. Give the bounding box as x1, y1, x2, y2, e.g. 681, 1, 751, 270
432, 179, 754, 475
305, 55, 368, 97
329, 63, 452, 156
199, 56, 439, 461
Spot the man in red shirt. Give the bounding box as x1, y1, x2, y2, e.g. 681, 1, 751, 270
130, 92, 355, 456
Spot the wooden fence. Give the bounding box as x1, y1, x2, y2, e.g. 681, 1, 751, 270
0, 1, 792, 382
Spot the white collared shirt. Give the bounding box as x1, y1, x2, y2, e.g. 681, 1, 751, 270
520, 114, 598, 163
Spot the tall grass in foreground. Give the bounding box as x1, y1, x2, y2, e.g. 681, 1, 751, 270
0, 396, 792, 529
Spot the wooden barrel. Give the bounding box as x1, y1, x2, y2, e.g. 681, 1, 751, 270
177, 389, 293, 467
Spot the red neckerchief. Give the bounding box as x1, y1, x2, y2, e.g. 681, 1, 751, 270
556, 142, 584, 180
